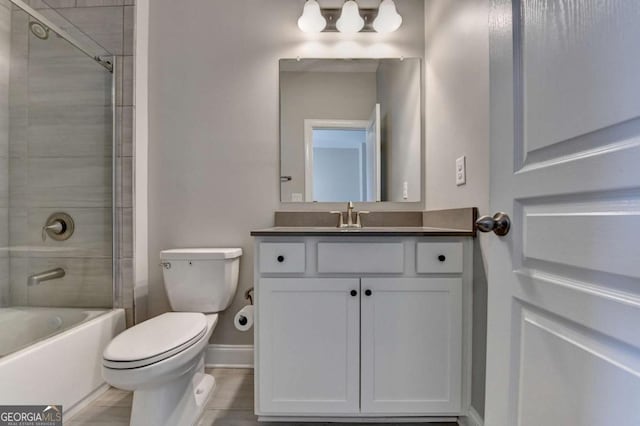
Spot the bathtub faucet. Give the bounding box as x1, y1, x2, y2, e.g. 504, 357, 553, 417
28, 268, 66, 286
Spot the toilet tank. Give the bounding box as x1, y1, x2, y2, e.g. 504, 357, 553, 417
160, 248, 242, 313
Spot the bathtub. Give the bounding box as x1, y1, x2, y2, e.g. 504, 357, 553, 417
0, 307, 125, 416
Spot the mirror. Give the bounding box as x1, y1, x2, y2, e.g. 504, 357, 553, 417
280, 58, 422, 203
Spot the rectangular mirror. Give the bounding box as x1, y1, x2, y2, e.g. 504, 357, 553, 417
280, 58, 422, 203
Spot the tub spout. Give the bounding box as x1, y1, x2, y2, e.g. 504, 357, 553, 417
28, 268, 65, 286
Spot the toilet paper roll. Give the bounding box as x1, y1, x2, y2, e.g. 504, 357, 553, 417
234, 305, 254, 332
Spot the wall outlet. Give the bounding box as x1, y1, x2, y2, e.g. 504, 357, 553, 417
403, 181, 409, 199
456, 156, 466, 186
291, 193, 303, 202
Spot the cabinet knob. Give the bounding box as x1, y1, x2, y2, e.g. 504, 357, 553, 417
365, 289, 372, 296
277, 255, 285, 263
350, 290, 358, 297
438, 254, 446, 262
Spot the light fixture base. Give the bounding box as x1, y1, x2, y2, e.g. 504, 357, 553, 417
320, 8, 378, 32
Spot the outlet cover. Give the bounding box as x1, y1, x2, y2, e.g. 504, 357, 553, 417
456, 156, 466, 186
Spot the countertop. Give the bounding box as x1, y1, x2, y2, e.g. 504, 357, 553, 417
250, 226, 475, 237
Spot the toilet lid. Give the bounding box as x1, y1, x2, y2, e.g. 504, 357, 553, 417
103, 312, 207, 369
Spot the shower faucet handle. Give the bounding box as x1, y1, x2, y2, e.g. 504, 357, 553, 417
42, 220, 64, 242
42, 212, 74, 242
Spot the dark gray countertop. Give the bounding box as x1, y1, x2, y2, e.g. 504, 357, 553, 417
250, 226, 475, 237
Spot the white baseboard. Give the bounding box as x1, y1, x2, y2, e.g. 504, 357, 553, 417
205, 344, 254, 368
458, 407, 484, 426
64, 383, 110, 422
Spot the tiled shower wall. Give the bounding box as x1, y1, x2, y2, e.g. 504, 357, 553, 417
7, 0, 134, 321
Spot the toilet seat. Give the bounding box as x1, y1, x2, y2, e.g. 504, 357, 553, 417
103, 312, 208, 370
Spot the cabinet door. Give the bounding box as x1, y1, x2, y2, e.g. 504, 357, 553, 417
360, 278, 462, 414
257, 278, 360, 415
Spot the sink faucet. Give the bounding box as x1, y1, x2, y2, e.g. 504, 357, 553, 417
330, 201, 369, 228
28, 267, 65, 286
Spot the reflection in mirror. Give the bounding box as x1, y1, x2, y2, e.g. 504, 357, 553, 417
280, 58, 422, 203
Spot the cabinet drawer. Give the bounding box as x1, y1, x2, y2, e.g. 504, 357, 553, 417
259, 243, 306, 273
416, 242, 463, 273
317, 243, 404, 273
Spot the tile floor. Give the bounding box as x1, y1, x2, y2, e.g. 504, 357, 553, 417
67, 368, 456, 426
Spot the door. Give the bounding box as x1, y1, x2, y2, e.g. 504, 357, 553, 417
257, 278, 360, 415
365, 103, 381, 201
360, 278, 462, 414
485, 1, 640, 425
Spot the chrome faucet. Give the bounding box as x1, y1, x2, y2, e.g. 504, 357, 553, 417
28, 268, 65, 287
330, 201, 369, 228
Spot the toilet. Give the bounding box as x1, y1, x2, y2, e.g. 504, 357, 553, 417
102, 248, 242, 426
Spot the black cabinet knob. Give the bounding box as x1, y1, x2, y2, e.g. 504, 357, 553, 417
438, 254, 446, 262
350, 290, 358, 297
277, 255, 285, 263
365, 289, 372, 296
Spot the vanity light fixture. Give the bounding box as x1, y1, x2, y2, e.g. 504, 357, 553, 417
297, 0, 327, 33
297, 0, 402, 33
336, 0, 365, 34
372, 0, 402, 33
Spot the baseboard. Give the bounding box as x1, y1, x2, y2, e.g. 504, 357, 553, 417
458, 407, 484, 426
205, 344, 254, 368
64, 383, 110, 422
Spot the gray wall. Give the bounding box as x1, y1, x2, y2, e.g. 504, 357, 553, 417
280, 71, 376, 202
376, 60, 421, 201
424, 0, 490, 418
147, 0, 424, 345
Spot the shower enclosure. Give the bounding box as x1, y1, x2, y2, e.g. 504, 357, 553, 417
0, 0, 120, 359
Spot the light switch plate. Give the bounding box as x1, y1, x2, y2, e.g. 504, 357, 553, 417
456, 156, 466, 186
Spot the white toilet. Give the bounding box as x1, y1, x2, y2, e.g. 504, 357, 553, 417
102, 248, 242, 426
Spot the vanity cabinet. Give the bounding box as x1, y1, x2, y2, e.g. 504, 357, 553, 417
253, 236, 472, 421
360, 277, 462, 414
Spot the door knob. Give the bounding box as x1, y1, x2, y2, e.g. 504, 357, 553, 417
476, 212, 511, 236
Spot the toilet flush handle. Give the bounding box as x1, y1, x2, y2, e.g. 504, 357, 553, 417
160, 262, 171, 269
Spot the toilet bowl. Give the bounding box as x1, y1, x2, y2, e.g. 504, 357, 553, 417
102, 248, 242, 426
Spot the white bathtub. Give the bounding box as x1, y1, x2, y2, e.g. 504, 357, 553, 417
0, 307, 125, 416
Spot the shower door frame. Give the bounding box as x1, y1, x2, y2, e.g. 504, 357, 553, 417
8, 0, 119, 309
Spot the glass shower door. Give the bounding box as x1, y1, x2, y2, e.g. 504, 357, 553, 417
0, 0, 115, 356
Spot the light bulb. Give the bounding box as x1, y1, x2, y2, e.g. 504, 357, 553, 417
336, 0, 364, 34
297, 0, 327, 33
373, 0, 402, 33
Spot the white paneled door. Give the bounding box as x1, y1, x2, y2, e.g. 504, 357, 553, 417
485, 1, 640, 425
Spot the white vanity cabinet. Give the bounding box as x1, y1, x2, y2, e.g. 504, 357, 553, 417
253, 235, 472, 421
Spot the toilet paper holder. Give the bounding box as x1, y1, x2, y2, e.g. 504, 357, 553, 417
244, 287, 254, 305
235, 288, 255, 329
